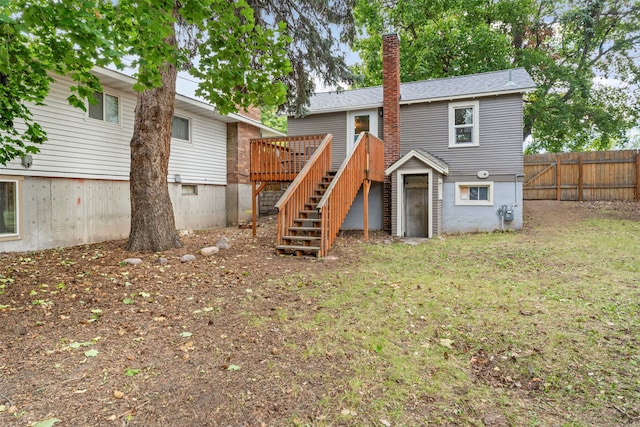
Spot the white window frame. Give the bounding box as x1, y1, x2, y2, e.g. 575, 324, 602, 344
0, 176, 23, 242
347, 109, 378, 153
172, 115, 192, 143
455, 181, 493, 206
448, 100, 479, 148
87, 91, 120, 125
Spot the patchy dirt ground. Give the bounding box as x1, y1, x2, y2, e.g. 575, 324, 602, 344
0, 200, 638, 426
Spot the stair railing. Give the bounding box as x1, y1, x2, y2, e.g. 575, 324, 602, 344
316, 132, 385, 257
274, 134, 333, 246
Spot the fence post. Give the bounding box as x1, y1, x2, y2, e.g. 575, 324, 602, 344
636, 153, 640, 201
556, 159, 562, 201
578, 156, 583, 202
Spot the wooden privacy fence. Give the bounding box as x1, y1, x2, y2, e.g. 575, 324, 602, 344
524, 150, 640, 201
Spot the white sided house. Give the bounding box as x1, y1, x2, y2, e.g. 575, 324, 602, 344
0, 68, 280, 252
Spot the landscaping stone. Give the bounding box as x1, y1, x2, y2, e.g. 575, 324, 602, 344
157, 258, 168, 265
123, 258, 143, 265
216, 236, 231, 250
200, 246, 219, 256
180, 254, 196, 263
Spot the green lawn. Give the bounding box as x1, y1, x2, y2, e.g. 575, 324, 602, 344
272, 217, 640, 426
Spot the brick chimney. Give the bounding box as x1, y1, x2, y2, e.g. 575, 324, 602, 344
382, 33, 400, 232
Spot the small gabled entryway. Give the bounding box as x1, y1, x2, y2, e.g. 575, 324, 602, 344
386, 149, 450, 239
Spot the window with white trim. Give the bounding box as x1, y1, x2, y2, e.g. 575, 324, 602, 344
449, 100, 479, 147
455, 181, 493, 206
172, 115, 191, 142
0, 177, 21, 240
88, 91, 120, 124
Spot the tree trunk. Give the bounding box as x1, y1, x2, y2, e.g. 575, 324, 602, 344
126, 55, 182, 252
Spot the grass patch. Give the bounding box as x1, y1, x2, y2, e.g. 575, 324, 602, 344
278, 219, 640, 426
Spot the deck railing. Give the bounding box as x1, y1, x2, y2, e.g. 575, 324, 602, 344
316, 132, 385, 256
274, 134, 333, 245
250, 135, 327, 182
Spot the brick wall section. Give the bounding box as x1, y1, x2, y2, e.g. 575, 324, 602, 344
382, 33, 401, 232
227, 122, 259, 185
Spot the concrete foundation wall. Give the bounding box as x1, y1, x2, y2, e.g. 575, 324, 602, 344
259, 189, 285, 216
442, 181, 523, 233
225, 183, 253, 225
341, 182, 384, 230
1, 177, 228, 252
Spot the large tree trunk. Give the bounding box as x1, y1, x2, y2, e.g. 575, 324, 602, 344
126, 57, 182, 252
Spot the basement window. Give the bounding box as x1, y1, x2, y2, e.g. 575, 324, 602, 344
455, 181, 493, 206
181, 184, 198, 195
0, 176, 22, 241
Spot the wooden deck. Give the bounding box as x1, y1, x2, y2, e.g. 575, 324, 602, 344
250, 132, 385, 257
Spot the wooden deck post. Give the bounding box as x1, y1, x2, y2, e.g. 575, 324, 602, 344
252, 183, 257, 237
363, 179, 371, 242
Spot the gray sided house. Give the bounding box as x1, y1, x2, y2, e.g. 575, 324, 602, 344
0, 67, 281, 252
288, 34, 535, 237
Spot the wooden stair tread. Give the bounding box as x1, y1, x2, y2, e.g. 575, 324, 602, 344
276, 245, 321, 252
282, 235, 319, 241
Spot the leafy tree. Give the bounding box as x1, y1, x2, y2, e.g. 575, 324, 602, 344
352, 0, 640, 153
261, 106, 288, 134
1, 0, 355, 251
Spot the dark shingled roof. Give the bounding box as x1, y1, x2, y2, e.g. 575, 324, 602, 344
307, 68, 536, 114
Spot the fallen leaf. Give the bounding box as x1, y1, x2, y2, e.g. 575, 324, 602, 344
227, 364, 241, 371
380, 419, 392, 427
84, 349, 99, 357
32, 419, 61, 427
340, 409, 357, 416
439, 338, 454, 349
179, 331, 192, 338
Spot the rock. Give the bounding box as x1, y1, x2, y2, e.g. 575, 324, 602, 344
123, 258, 143, 265
113, 390, 124, 399
14, 325, 27, 336
180, 254, 196, 263
157, 258, 168, 265
200, 246, 219, 256
179, 230, 194, 237
216, 236, 231, 250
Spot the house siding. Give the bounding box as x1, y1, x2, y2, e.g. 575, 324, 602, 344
400, 94, 524, 176
1, 75, 232, 252
288, 112, 346, 170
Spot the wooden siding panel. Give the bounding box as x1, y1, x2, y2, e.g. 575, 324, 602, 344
400, 95, 525, 176
288, 112, 347, 169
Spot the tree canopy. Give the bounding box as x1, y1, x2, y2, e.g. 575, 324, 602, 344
1, 0, 356, 251
352, 0, 640, 152
0, 0, 355, 165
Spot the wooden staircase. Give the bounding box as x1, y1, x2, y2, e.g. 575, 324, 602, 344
250, 132, 385, 258
276, 171, 336, 256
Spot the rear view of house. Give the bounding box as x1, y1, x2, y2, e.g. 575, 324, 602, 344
287, 33, 536, 238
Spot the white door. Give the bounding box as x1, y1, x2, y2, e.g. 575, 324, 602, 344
347, 110, 378, 152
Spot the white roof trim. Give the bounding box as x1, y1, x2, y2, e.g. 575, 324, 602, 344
399, 88, 535, 106
385, 149, 449, 176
